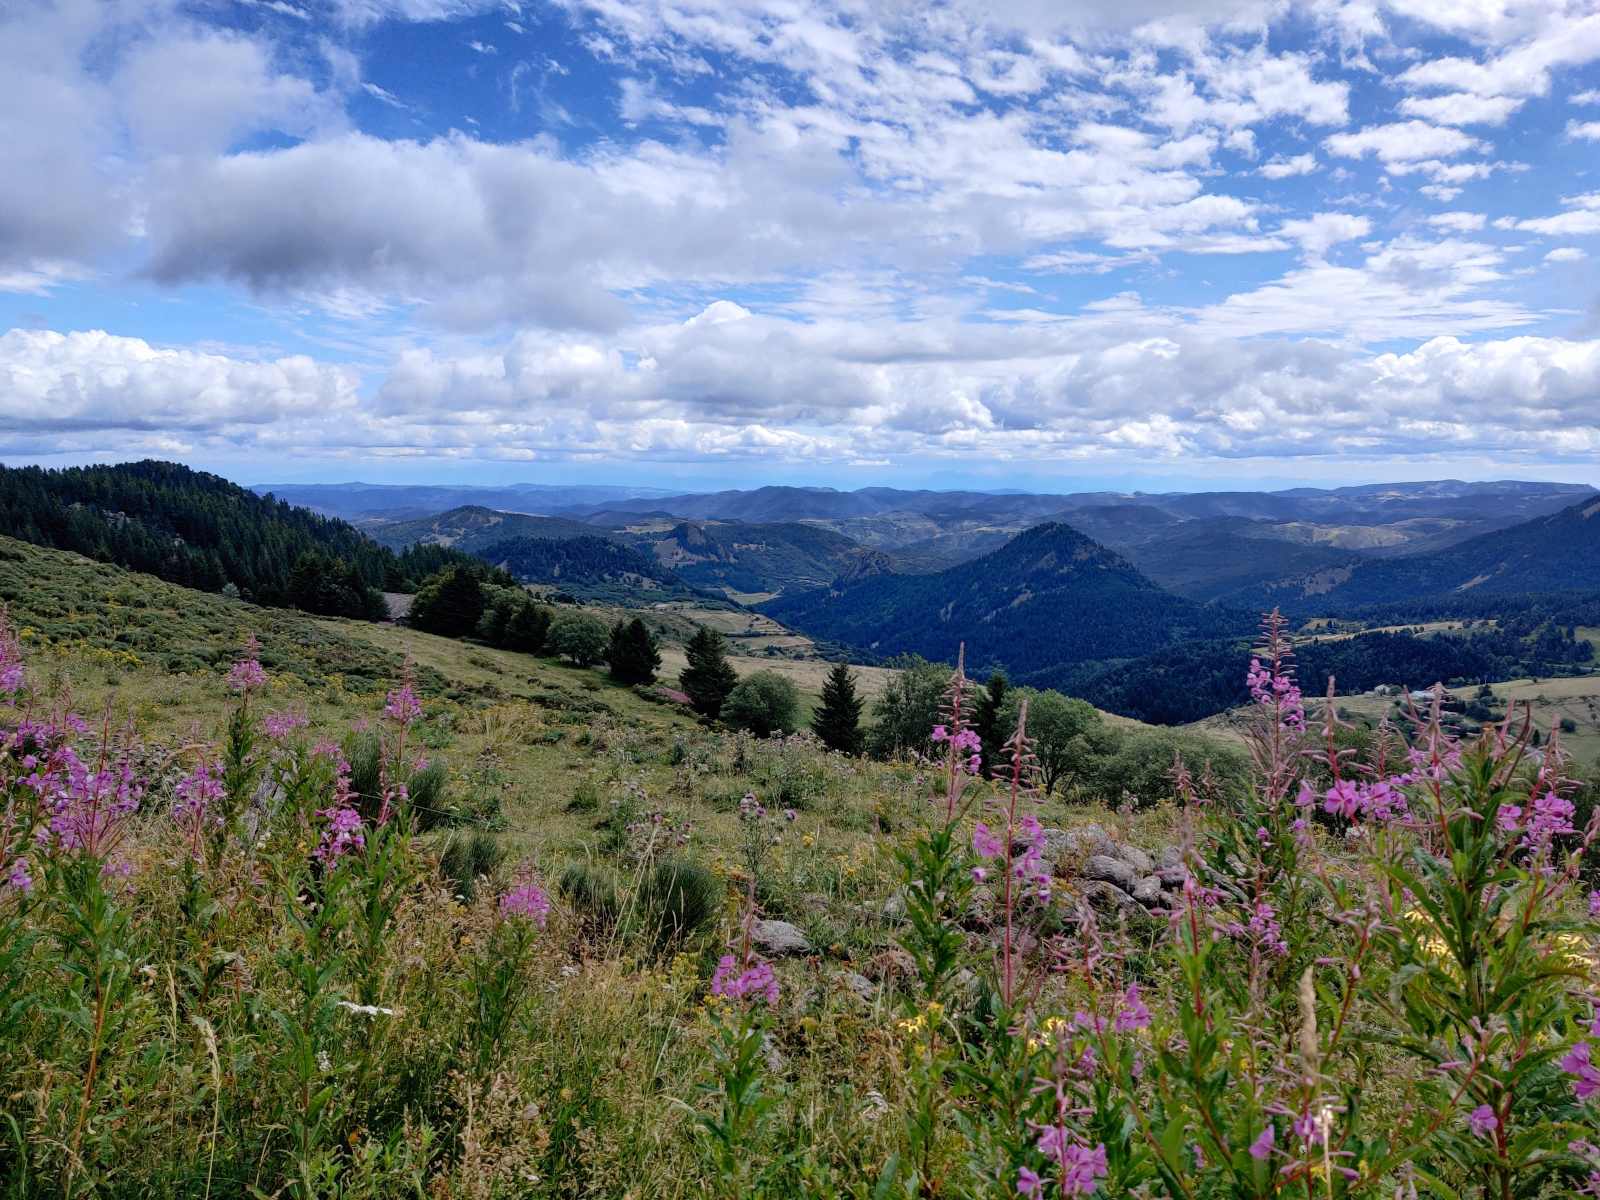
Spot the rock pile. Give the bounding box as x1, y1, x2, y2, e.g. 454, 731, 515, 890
1036, 825, 1186, 918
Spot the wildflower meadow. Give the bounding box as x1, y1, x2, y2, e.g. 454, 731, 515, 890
1, 606, 1597, 1198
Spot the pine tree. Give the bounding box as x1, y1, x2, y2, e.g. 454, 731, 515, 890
679, 626, 738, 718
606, 617, 661, 685
811, 661, 864, 755
972, 671, 1008, 778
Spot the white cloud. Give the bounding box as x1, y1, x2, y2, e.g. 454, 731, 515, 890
1426, 211, 1487, 232
1259, 152, 1318, 178
1574, 88, 1600, 104
1398, 92, 1523, 126
1518, 190, 1600, 237
1545, 246, 1586, 262
1568, 119, 1600, 140
1325, 121, 1486, 165
1277, 212, 1371, 257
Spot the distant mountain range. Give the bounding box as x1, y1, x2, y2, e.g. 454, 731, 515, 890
763, 523, 1248, 688
1239, 494, 1600, 612
252, 481, 677, 522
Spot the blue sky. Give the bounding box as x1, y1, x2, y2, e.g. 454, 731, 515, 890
2, 0, 1599, 492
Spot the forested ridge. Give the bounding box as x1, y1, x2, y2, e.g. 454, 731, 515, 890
0, 460, 482, 617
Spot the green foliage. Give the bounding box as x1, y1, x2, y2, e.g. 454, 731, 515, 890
721, 671, 801, 738
548, 611, 610, 666
0, 459, 485, 612
866, 655, 946, 759
406, 566, 485, 639
680, 626, 738, 719
999, 687, 1100, 795
636, 859, 721, 946
972, 671, 1008, 778
436, 829, 506, 901
606, 617, 661, 686
810, 662, 864, 754
557, 860, 622, 932
474, 533, 701, 603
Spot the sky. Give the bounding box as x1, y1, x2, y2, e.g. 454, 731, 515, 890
2, 0, 1599, 493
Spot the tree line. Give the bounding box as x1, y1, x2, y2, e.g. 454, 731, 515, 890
0, 460, 489, 620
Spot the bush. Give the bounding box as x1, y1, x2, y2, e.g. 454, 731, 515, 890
557, 860, 622, 933
548, 611, 609, 666
635, 859, 721, 946
720, 671, 801, 737
408, 566, 485, 638
436, 829, 506, 901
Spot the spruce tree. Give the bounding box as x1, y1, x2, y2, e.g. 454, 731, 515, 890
972, 671, 1008, 778
811, 661, 864, 754
606, 617, 661, 685
679, 626, 737, 718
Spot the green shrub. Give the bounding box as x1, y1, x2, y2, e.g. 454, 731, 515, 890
557, 860, 622, 932
635, 859, 721, 946
720, 671, 800, 737
436, 829, 506, 901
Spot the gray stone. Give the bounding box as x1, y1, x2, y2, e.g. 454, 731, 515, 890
751, 919, 811, 956
1156, 865, 1189, 889
1080, 880, 1144, 918
880, 888, 908, 922
1115, 844, 1155, 875
1131, 875, 1163, 905
1157, 846, 1182, 870
839, 972, 876, 1002
1082, 853, 1139, 891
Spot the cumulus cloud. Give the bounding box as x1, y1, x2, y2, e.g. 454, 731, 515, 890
1324, 121, 1486, 166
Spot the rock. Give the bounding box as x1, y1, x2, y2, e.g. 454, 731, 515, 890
839, 972, 876, 1003
880, 888, 908, 922
1156, 865, 1188, 889
751, 919, 811, 956
762, 1032, 786, 1072
1114, 844, 1155, 875
1079, 880, 1145, 918
1131, 875, 1163, 905
1157, 846, 1182, 870
1082, 854, 1139, 891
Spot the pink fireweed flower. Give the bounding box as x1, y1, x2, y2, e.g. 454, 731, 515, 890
227, 657, 267, 694
710, 953, 780, 1006
1015, 1166, 1043, 1199
1589, 890, 1600, 919
46, 750, 143, 857
500, 882, 551, 927
1467, 1105, 1498, 1138
1114, 984, 1151, 1033
263, 709, 309, 739
0, 608, 24, 695
1249, 1125, 1275, 1161
1526, 791, 1576, 841
315, 804, 365, 865
382, 681, 422, 726
1032, 1131, 1107, 1198
1246, 655, 1304, 729
1561, 1041, 1600, 1102
173, 757, 224, 835
4, 856, 32, 894
972, 822, 1004, 859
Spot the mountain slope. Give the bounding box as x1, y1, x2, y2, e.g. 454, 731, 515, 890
1111, 517, 1361, 603
1237, 495, 1600, 613
628, 520, 877, 596
762, 522, 1247, 685
473, 534, 706, 603
364, 505, 606, 553
0, 460, 479, 612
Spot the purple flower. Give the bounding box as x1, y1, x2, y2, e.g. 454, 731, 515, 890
263, 709, 309, 739
1467, 1104, 1498, 1138
1113, 984, 1150, 1033
1526, 790, 1576, 841
227, 637, 268, 693
173, 758, 224, 837
1032, 1133, 1107, 1197
1560, 1041, 1600, 1102
1248, 1124, 1275, 1161
315, 805, 364, 865
931, 725, 949, 742
46, 750, 144, 856
0, 609, 24, 695
1589, 890, 1600, 919
500, 882, 551, 927
710, 952, 780, 1005
4, 856, 32, 894
972, 822, 1004, 859
382, 682, 422, 726
1246, 656, 1304, 729
1497, 805, 1523, 834
1015, 1166, 1043, 1199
